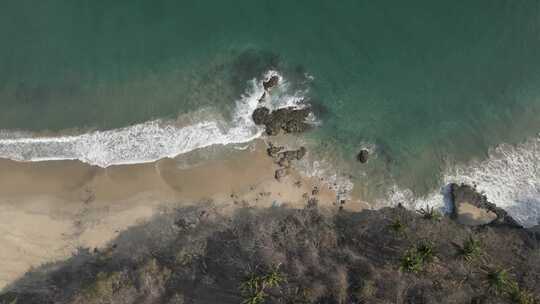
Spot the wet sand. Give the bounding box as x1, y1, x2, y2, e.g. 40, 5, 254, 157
0, 140, 366, 290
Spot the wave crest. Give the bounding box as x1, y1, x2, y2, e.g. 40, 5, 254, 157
380, 135, 540, 227
0, 71, 307, 167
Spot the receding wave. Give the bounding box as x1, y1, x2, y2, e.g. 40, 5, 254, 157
0, 71, 307, 168
381, 134, 540, 227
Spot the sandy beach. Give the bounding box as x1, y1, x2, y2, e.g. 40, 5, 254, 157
0, 139, 366, 290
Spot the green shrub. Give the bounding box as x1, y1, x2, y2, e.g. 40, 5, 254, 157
416, 205, 442, 222
485, 267, 511, 295
507, 281, 537, 304
416, 241, 435, 263
459, 236, 483, 262
388, 218, 405, 235
240, 265, 285, 304
400, 242, 435, 273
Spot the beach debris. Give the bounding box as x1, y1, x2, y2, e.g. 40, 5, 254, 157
263, 75, 280, 91
357, 149, 369, 163
450, 183, 522, 228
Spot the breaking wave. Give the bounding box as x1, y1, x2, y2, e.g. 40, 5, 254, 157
381, 134, 540, 227
0, 71, 306, 168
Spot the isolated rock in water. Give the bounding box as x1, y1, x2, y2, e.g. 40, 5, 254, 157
252, 107, 270, 125
296, 146, 307, 160
263, 75, 279, 91
357, 149, 369, 163
450, 183, 522, 228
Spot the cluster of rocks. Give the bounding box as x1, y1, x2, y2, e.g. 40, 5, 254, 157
449, 183, 522, 228
252, 74, 312, 135
266, 143, 307, 181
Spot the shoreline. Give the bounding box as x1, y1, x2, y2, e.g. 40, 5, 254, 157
0, 139, 367, 290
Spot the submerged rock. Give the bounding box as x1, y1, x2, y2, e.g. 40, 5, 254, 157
357, 149, 369, 163
263, 75, 279, 91
450, 183, 522, 228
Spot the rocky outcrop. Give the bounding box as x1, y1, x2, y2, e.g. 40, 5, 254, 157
265, 143, 307, 181
357, 149, 369, 163
266, 142, 283, 158
528, 225, 540, 240
449, 183, 522, 228
252, 107, 271, 125
263, 75, 279, 91
278, 146, 306, 162
252, 106, 311, 135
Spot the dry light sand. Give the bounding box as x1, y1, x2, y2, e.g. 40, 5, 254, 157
0, 140, 367, 290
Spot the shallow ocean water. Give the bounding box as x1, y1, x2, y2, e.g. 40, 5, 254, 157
1, 0, 540, 223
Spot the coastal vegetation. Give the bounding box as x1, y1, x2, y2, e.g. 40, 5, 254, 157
458, 236, 483, 262
1, 191, 539, 304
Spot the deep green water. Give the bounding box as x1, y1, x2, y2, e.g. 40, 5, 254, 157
1, 0, 540, 199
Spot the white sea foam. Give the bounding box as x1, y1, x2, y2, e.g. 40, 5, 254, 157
0, 71, 306, 168
380, 135, 540, 227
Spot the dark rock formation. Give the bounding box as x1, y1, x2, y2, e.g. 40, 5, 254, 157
266, 142, 283, 158
263, 75, 279, 91
252, 107, 270, 125
257, 91, 266, 103
252, 106, 311, 135
357, 149, 369, 163
296, 146, 307, 160
279, 150, 299, 161
529, 225, 540, 240
276, 146, 307, 164
450, 183, 522, 228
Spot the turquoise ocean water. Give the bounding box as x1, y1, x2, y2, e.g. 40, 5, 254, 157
1, 1, 540, 224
